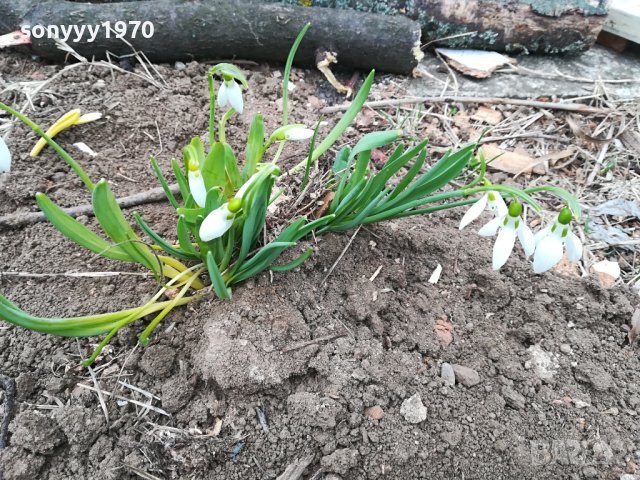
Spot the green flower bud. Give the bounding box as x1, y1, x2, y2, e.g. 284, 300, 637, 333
508, 201, 522, 217
228, 197, 242, 213
558, 207, 573, 225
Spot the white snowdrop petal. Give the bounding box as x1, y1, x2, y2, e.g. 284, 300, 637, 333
217, 82, 229, 107
489, 192, 508, 217
565, 230, 583, 262
188, 170, 207, 208
227, 81, 244, 114
533, 235, 564, 273
77, 112, 102, 124
73, 142, 97, 157
518, 223, 536, 257
534, 225, 552, 245
478, 216, 503, 237
199, 204, 234, 241
459, 194, 488, 230
0, 137, 11, 173
492, 226, 516, 270
285, 127, 314, 141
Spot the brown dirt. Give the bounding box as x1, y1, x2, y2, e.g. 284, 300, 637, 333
1, 53, 639, 480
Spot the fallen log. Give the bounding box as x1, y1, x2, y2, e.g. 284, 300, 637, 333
0, 0, 423, 74
260, 0, 609, 54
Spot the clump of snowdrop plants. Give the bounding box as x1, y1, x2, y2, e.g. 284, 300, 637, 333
0, 26, 582, 365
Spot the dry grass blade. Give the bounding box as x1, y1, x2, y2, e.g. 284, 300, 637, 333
76, 383, 170, 416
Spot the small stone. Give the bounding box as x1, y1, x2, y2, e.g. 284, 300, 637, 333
619, 475, 640, 480
400, 394, 427, 424
174, 61, 186, 70
603, 407, 619, 415
573, 399, 590, 409
560, 343, 572, 354
92, 79, 106, 90
501, 386, 526, 410
452, 365, 480, 387
440, 363, 455, 386
364, 406, 384, 420
582, 466, 598, 478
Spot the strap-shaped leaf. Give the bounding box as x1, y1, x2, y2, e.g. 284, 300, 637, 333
92, 180, 160, 274
206, 251, 231, 299
223, 143, 242, 191
231, 241, 296, 283
133, 212, 199, 261
171, 158, 192, 208
202, 141, 226, 191
150, 156, 179, 209
271, 247, 315, 272
243, 113, 265, 181
177, 216, 199, 256
35, 192, 132, 262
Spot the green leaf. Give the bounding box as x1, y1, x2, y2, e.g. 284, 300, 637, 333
271, 247, 315, 272
311, 70, 375, 163
133, 212, 198, 261
176, 206, 206, 224
223, 143, 242, 191
177, 216, 199, 256
231, 241, 296, 283
201, 141, 226, 191
171, 158, 192, 208
302, 118, 323, 190
206, 251, 231, 299
243, 113, 265, 181
92, 180, 161, 274
282, 23, 310, 125
35, 193, 132, 262
150, 156, 179, 209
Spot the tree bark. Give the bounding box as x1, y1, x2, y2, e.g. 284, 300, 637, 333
0, 0, 423, 74
259, 0, 609, 54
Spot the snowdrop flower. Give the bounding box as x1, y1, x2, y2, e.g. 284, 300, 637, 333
217, 79, 243, 114
459, 190, 507, 230
282, 126, 314, 141
532, 207, 582, 274
187, 159, 207, 208
199, 201, 237, 242
0, 136, 10, 173
30, 109, 102, 157
198, 172, 259, 241
479, 201, 535, 270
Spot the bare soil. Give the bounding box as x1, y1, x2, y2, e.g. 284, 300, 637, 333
0, 53, 639, 480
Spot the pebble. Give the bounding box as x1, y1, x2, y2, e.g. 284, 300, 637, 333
440, 363, 455, 386
501, 386, 526, 410
400, 394, 427, 424
364, 406, 384, 420
452, 365, 481, 387
560, 343, 572, 354
92, 79, 106, 90
619, 475, 640, 480
174, 61, 186, 70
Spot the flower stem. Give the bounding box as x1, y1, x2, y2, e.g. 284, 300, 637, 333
218, 108, 235, 144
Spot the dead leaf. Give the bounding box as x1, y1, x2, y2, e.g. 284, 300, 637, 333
590, 260, 620, 288
471, 106, 503, 125
434, 316, 453, 347
551, 256, 581, 278
480, 144, 545, 175
313, 191, 335, 219
436, 48, 516, 78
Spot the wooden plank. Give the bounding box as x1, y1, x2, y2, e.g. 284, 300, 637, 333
603, 0, 640, 44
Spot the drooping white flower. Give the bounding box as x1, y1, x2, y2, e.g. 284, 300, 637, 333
187, 160, 207, 208
532, 208, 582, 274
478, 202, 535, 270
0, 136, 11, 173
459, 190, 507, 230
199, 202, 235, 242
217, 79, 243, 114
283, 126, 314, 141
